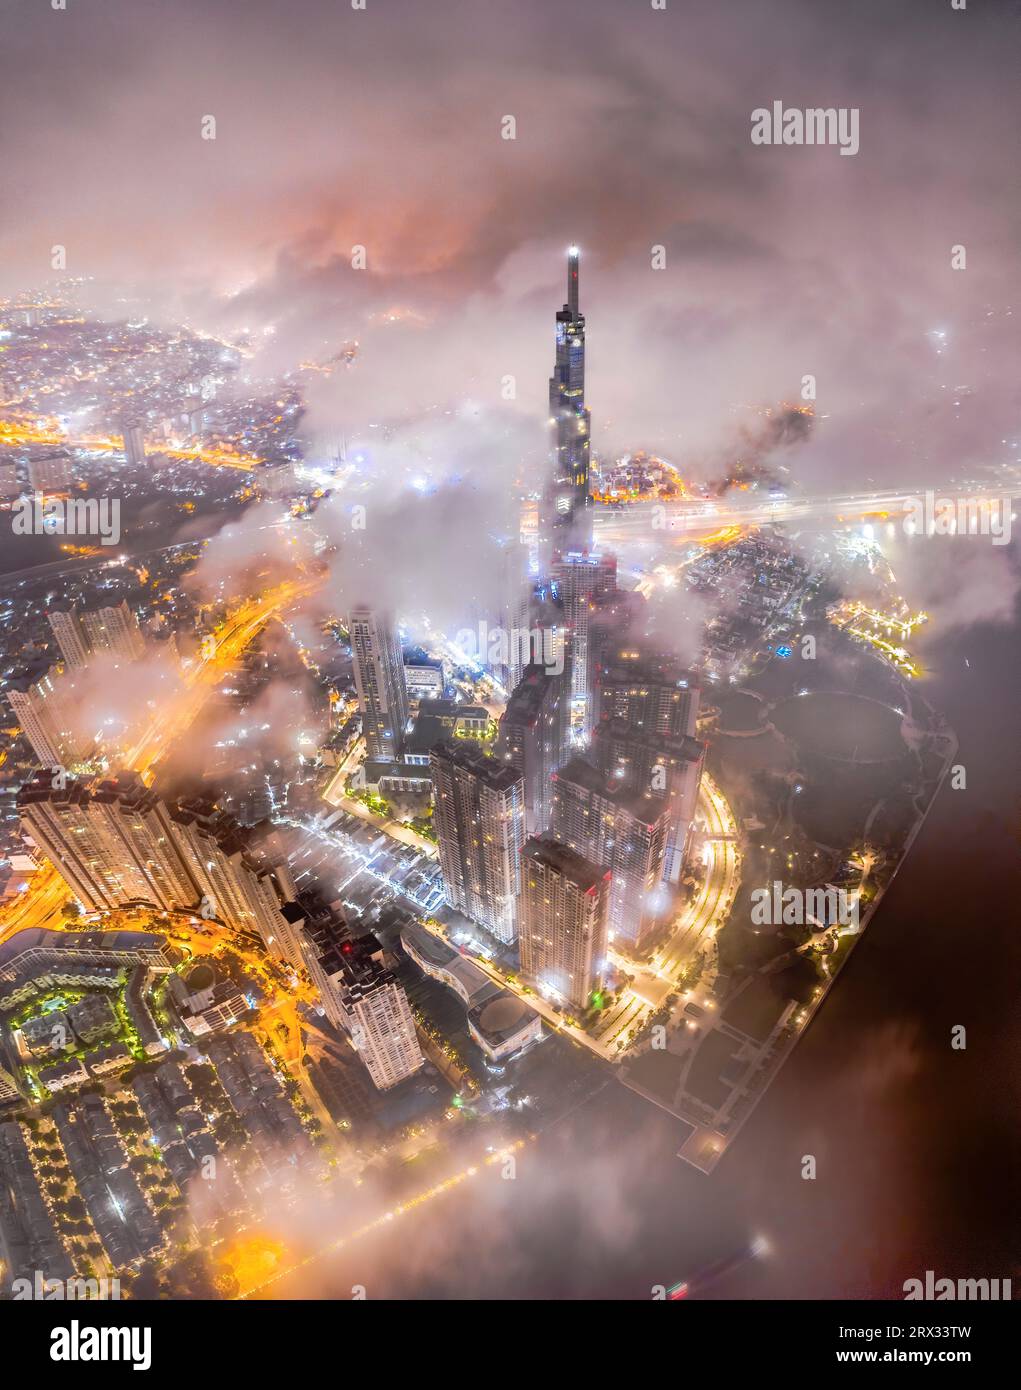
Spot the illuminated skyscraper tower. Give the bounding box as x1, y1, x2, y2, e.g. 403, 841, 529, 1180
431, 740, 526, 945
47, 609, 90, 671
349, 606, 409, 758
518, 833, 610, 1009
545, 246, 592, 562
82, 600, 146, 663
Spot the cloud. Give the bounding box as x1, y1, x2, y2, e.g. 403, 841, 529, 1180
2, 0, 1017, 495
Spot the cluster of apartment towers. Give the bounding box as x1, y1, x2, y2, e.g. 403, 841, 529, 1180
12, 251, 704, 1097
345, 248, 705, 1020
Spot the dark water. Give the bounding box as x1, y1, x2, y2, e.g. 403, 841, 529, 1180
0, 497, 237, 580
292, 563, 1019, 1301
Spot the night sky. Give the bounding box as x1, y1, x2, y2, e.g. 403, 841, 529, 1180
2, 0, 1018, 484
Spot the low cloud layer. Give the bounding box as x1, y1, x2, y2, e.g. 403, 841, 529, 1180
2, 0, 1017, 493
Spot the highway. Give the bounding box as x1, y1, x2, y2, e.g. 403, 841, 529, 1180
609, 770, 740, 1013
594, 482, 1019, 550
128, 574, 320, 778
0, 414, 257, 470
1, 575, 320, 944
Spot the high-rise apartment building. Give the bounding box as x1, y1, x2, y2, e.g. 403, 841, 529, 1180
17, 774, 298, 956
19, 773, 185, 910
595, 645, 700, 740
496, 663, 568, 834
163, 801, 299, 960
301, 908, 422, 1091
553, 550, 617, 735
6, 673, 84, 768
122, 423, 147, 468
431, 739, 526, 945
518, 833, 610, 1010
592, 719, 705, 880
27, 453, 73, 493
349, 606, 409, 758
550, 756, 671, 948
496, 540, 534, 691
46, 609, 90, 670
81, 601, 146, 662
0, 461, 20, 503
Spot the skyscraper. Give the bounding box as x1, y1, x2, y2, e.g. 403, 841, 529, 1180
551, 756, 671, 949
545, 246, 592, 563
81, 600, 146, 662
6, 673, 84, 768
431, 739, 526, 944
592, 644, 703, 878
553, 549, 617, 737
497, 663, 568, 834
18, 772, 189, 911
122, 423, 147, 468
349, 606, 409, 758
47, 609, 90, 671
27, 452, 73, 493
592, 719, 705, 881
0, 461, 20, 503
164, 800, 299, 959
496, 539, 534, 691
18, 773, 298, 956
301, 911, 423, 1091
518, 833, 610, 1010
595, 645, 700, 739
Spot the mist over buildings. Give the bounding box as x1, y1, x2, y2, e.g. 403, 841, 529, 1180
2, 0, 1018, 494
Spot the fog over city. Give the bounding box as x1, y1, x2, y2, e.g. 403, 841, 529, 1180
2, 0, 1018, 485
0, 0, 1018, 1334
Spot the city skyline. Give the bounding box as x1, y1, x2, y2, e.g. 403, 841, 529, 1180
0, 0, 1017, 1348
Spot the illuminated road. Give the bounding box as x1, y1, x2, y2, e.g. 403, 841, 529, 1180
0, 414, 257, 470
237, 1139, 529, 1300
594, 483, 1019, 551
129, 575, 320, 778
659, 771, 740, 980
0, 865, 69, 946
1, 575, 320, 944
611, 771, 740, 1009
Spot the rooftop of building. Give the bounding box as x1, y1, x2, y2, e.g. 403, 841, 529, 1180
467, 991, 537, 1043
429, 738, 522, 791
184, 962, 216, 992
593, 719, 705, 763
501, 664, 559, 726
522, 833, 610, 892
598, 646, 699, 689
552, 755, 671, 827
405, 701, 489, 758
361, 756, 433, 784
0, 927, 170, 971
399, 921, 500, 1010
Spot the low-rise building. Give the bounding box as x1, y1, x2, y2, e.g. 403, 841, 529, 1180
39, 1057, 89, 1092
86, 1043, 132, 1076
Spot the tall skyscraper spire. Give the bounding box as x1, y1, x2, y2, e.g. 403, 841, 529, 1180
543, 246, 592, 567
